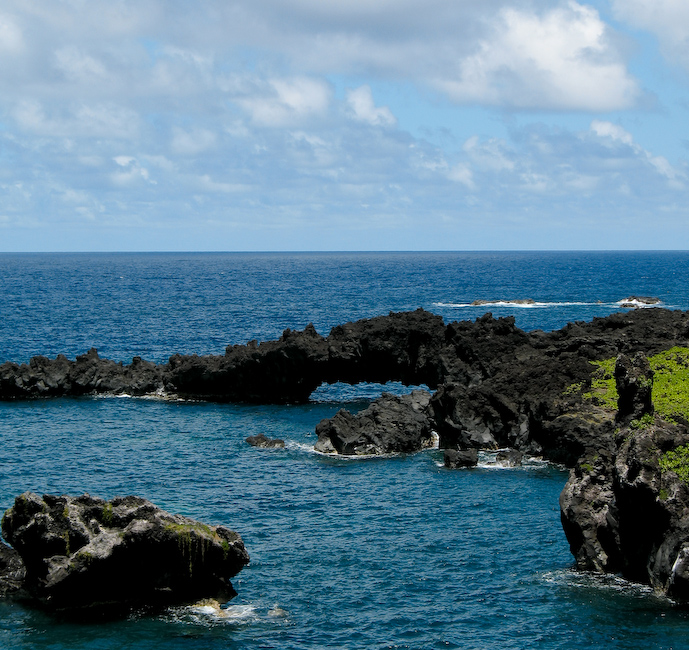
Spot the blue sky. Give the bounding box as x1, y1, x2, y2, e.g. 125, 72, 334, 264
1, 0, 688, 251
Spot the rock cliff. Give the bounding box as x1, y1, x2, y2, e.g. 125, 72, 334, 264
560, 353, 689, 600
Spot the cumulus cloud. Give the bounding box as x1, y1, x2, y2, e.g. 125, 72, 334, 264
171, 127, 217, 155
448, 164, 476, 190
111, 156, 152, 186
12, 100, 140, 139
612, 0, 689, 72
0, 13, 24, 54
0, 0, 684, 250
346, 85, 396, 126
589, 120, 685, 188
53, 46, 108, 84
438, 2, 639, 110
236, 77, 331, 127
0, 0, 641, 113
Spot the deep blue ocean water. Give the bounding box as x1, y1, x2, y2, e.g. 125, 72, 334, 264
2, 251, 689, 649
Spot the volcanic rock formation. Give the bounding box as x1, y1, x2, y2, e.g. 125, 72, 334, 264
314, 389, 434, 455
559, 353, 689, 600
0, 492, 249, 615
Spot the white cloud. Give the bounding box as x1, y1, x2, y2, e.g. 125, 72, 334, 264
612, 0, 689, 71
12, 100, 139, 139
111, 156, 151, 186
237, 77, 331, 127
448, 163, 476, 190
0, 14, 24, 53
463, 136, 515, 172
0, 0, 641, 114
171, 127, 217, 155
589, 120, 685, 187
346, 85, 396, 126
438, 2, 639, 110
590, 120, 634, 146
53, 46, 107, 83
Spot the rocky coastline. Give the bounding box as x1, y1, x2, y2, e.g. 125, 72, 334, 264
4, 306, 689, 605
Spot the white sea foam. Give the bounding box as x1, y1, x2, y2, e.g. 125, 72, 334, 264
433, 299, 665, 310
286, 440, 319, 454
541, 569, 668, 602
435, 449, 557, 470
434, 301, 614, 309
172, 601, 260, 624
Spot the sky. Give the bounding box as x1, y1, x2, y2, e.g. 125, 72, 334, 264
1, 0, 689, 251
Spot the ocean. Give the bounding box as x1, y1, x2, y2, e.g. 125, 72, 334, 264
1, 251, 689, 649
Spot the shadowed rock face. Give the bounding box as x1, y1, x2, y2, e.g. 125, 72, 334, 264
0, 541, 25, 597
559, 354, 689, 601
1, 493, 249, 616
615, 352, 654, 424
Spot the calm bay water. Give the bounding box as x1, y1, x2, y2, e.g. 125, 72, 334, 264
2, 251, 689, 649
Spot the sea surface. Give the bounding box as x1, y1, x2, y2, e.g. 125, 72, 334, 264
2, 251, 689, 649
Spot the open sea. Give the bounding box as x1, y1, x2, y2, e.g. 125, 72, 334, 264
2, 251, 689, 650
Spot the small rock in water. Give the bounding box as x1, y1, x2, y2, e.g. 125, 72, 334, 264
444, 448, 478, 469
618, 296, 660, 308
496, 449, 523, 467
246, 433, 285, 448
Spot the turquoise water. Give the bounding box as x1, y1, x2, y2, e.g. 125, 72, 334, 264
2, 252, 689, 649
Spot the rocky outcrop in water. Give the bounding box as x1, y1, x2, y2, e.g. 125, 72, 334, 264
0, 349, 164, 399
3, 307, 689, 463
246, 433, 285, 448
559, 354, 689, 601
0, 493, 249, 615
314, 390, 434, 455
0, 309, 447, 403
443, 448, 478, 468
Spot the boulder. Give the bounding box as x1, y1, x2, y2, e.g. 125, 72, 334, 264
443, 448, 478, 468
1, 492, 249, 615
314, 390, 434, 455
246, 433, 285, 448
496, 449, 523, 467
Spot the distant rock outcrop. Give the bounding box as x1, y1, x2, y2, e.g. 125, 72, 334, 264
1, 493, 249, 615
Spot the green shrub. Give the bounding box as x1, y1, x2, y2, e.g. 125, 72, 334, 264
582, 357, 617, 409
659, 445, 689, 484
570, 347, 689, 423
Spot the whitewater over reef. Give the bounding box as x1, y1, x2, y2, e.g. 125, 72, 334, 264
2, 251, 689, 649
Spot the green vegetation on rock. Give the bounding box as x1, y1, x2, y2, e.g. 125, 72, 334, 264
630, 413, 654, 430
572, 347, 689, 423
582, 357, 617, 409
650, 347, 689, 423
101, 503, 113, 526
660, 445, 689, 484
